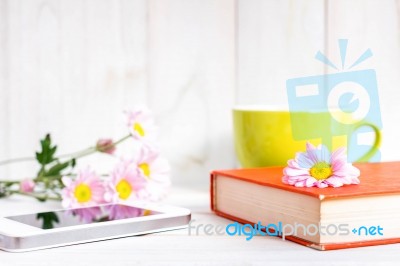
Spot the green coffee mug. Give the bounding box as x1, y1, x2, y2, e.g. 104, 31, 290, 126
233, 106, 381, 168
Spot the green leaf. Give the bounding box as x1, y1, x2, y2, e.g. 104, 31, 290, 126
46, 161, 71, 177
36, 134, 57, 166
36, 196, 47, 202
36, 212, 59, 229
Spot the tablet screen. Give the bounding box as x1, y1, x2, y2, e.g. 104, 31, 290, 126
5, 204, 160, 229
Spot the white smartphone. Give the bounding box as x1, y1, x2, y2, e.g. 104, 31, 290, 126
0, 202, 191, 252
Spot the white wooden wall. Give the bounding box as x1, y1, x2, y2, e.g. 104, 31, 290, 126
1, 0, 399, 189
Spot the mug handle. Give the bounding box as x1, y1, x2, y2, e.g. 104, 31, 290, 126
349, 122, 381, 163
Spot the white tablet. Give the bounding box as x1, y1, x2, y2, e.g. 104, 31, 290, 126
0, 202, 191, 252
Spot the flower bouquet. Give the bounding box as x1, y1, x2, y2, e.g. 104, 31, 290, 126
0, 107, 170, 215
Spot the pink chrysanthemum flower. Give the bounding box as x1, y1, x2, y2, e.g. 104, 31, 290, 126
282, 142, 360, 188
104, 159, 147, 204
61, 168, 106, 222
125, 107, 157, 143
133, 147, 171, 201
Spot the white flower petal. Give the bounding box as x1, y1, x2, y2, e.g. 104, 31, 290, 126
332, 158, 346, 172
305, 177, 317, 187
287, 159, 301, 169
61, 177, 72, 187
325, 176, 345, 187
295, 152, 314, 168
62, 198, 71, 208
331, 147, 347, 162
350, 176, 361, 184
284, 167, 309, 176
319, 144, 332, 163
317, 182, 328, 188
282, 176, 290, 184
334, 163, 360, 177
294, 181, 305, 187
306, 142, 316, 151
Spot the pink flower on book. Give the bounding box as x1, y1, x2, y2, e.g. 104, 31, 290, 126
104, 159, 147, 203
125, 107, 157, 144
282, 142, 360, 188
134, 147, 171, 201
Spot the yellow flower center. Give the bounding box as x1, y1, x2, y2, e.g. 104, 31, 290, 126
116, 179, 133, 200
74, 184, 92, 203
133, 123, 145, 137
139, 163, 151, 179
310, 162, 333, 181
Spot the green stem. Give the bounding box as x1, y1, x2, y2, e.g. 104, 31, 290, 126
0, 180, 20, 186
11, 190, 62, 201
0, 157, 37, 166
0, 134, 132, 166
67, 134, 131, 160
58, 147, 96, 160
0, 173, 105, 185
111, 134, 131, 146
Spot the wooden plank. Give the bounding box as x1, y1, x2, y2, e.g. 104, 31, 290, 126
0, 0, 10, 178
0, 0, 148, 179
55, 0, 148, 173
147, 0, 236, 188
326, 0, 400, 161
237, 0, 325, 106
2, 0, 44, 179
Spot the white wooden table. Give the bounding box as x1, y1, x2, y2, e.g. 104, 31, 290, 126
0, 187, 399, 266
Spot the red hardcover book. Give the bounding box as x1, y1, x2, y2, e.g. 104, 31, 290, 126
210, 161, 400, 250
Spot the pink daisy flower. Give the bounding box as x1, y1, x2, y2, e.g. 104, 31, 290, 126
125, 107, 157, 144
134, 147, 171, 201
104, 159, 147, 203
282, 142, 360, 188
61, 168, 106, 222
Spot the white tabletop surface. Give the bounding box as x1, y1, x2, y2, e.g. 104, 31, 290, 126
0, 187, 400, 266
